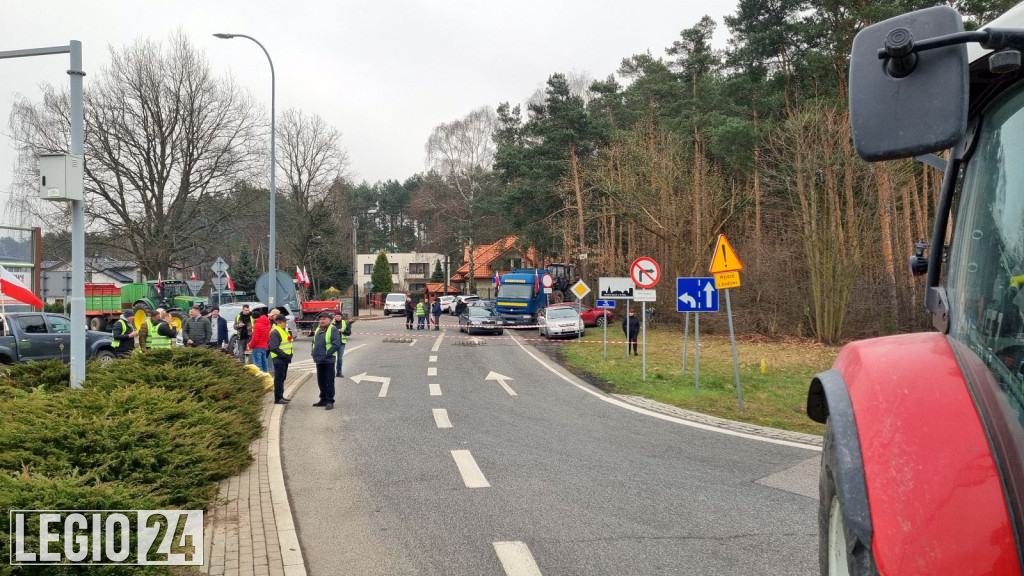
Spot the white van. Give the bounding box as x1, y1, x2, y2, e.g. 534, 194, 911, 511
383, 293, 407, 316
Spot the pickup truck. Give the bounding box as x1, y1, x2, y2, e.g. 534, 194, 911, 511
0, 312, 118, 364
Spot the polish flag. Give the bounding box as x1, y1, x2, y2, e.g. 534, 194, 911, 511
0, 265, 43, 308
295, 266, 303, 284
157, 272, 163, 295
190, 270, 197, 280
303, 267, 311, 287
225, 271, 236, 291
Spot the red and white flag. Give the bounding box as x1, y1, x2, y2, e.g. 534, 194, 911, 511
157, 272, 163, 294
303, 267, 311, 287
295, 266, 303, 284
190, 270, 197, 280
0, 265, 43, 308
225, 271, 236, 291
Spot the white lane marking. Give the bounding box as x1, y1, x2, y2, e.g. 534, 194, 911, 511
428, 367, 437, 376
379, 380, 389, 397
344, 344, 366, 355
429, 355, 438, 362
350, 373, 391, 397
451, 450, 490, 488
433, 408, 453, 428
429, 384, 442, 396
409, 339, 417, 347
493, 541, 542, 576
431, 331, 445, 352
485, 371, 517, 396
508, 334, 820, 452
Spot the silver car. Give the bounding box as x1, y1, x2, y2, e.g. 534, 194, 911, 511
538, 306, 584, 339
218, 302, 298, 351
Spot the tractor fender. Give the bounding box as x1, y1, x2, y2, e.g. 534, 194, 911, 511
822, 333, 1019, 576
807, 369, 874, 551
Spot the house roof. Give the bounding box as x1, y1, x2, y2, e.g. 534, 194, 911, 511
450, 236, 539, 282
424, 282, 460, 295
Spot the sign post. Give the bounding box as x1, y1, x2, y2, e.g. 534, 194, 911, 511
676, 277, 719, 393
709, 234, 744, 409
631, 258, 660, 381
682, 312, 689, 374
599, 277, 635, 359
569, 280, 590, 343
596, 299, 615, 359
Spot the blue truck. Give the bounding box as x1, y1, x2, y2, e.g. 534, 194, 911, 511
495, 269, 550, 326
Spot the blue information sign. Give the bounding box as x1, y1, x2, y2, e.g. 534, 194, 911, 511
676, 277, 719, 312
596, 299, 616, 309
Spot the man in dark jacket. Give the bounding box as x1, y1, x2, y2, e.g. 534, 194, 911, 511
208, 307, 230, 352
622, 308, 640, 356
234, 305, 253, 361
404, 297, 415, 330
111, 309, 137, 357
312, 313, 341, 410
267, 314, 293, 404
182, 306, 211, 347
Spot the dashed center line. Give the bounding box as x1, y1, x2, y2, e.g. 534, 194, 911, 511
432, 408, 452, 428
431, 331, 444, 352
427, 367, 437, 376
493, 541, 542, 576
450, 450, 489, 488
429, 384, 441, 396
429, 355, 437, 362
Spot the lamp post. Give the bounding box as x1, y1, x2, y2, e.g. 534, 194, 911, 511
214, 33, 277, 308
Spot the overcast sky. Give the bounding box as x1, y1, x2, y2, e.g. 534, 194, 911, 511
0, 0, 736, 217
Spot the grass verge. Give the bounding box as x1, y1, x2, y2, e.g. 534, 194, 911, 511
557, 328, 839, 435
0, 348, 267, 575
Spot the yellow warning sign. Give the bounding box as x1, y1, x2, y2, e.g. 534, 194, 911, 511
709, 234, 743, 274
714, 271, 741, 290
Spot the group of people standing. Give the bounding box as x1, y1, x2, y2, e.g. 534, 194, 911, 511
404, 296, 442, 331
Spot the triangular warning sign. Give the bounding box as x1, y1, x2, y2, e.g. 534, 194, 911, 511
709, 234, 743, 274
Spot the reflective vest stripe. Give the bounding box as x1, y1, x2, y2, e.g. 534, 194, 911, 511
270, 325, 292, 358
314, 325, 339, 356
111, 318, 127, 348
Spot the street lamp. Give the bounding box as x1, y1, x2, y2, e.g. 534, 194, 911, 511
214, 32, 277, 308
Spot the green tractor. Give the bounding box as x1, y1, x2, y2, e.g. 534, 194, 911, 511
122, 280, 206, 330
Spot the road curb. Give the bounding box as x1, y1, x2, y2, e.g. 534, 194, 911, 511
268, 369, 314, 576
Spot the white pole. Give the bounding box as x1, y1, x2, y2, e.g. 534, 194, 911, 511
682, 311, 689, 374
641, 301, 646, 381
694, 312, 700, 394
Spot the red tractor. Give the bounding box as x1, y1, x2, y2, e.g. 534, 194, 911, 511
809, 5, 1024, 575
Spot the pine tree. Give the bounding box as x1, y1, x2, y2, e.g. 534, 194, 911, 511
431, 259, 445, 282
233, 250, 259, 292
371, 250, 394, 293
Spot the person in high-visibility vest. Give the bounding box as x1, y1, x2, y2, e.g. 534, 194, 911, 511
312, 313, 341, 410
149, 310, 178, 349
139, 309, 162, 351
267, 314, 293, 404
111, 309, 138, 357
415, 299, 427, 330
332, 312, 350, 378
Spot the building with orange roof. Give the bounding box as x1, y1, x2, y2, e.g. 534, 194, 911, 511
450, 236, 540, 297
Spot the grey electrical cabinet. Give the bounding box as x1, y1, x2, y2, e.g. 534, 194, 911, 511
38, 153, 84, 201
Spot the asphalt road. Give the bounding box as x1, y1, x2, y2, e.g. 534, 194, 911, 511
282, 315, 820, 576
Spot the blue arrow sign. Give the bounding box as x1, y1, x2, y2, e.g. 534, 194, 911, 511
676, 277, 719, 312
596, 299, 616, 309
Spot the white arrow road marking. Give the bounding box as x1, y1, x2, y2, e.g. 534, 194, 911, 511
703, 282, 715, 308
678, 293, 696, 308
429, 384, 442, 396
431, 331, 445, 352
451, 450, 490, 488
428, 367, 437, 377
409, 339, 417, 347
433, 408, 452, 428
485, 371, 517, 396
493, 541, 542, 576
350, 373, 391, 397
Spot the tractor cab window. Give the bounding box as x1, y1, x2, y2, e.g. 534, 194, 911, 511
497, 283, 533, 299
946, 84, 1024, 436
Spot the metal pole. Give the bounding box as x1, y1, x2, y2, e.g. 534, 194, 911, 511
725, 289, 743, 410
68, 41, 85, 388
641, 301, 646, 381
694, 312, 700, 394
602, 305, 607, 359
625, 299, 631, 358
682, 311, 689, 374
352, 216, 358, 317
214, 34, 275, 308
577, 295, 582, 343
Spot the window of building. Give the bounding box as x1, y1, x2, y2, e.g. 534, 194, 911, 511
390, 264, 398, 274
363, 264, 373, 275
409, 263, 428, 276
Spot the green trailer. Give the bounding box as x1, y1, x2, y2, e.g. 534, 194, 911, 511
122, 280, 206, 330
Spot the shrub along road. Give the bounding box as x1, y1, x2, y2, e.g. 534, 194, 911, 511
282, 315, 821, 575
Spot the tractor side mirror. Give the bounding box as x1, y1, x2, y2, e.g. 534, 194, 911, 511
849, 6, 968, 161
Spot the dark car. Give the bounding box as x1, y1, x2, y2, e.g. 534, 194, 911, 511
548, 302, 613, 327
458, 306, 504, 335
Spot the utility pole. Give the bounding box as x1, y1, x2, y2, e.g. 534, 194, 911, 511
352, 216, 359, 317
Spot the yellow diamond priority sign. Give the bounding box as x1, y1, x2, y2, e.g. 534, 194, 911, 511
570, 280, 591, 300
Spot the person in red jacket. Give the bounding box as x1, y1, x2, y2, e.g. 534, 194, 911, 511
248, 309, 271, 372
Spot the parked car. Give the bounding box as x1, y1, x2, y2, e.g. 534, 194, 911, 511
538, 306, 584, 339
469, 299, 497, 310
0, 312, 117, 364
451, 295, 481, 315
218, 302, 298, 353
548, 302, 613, 327
458, 306, 504, 335
383, 292, 407, 316
439, 295, 457, 313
